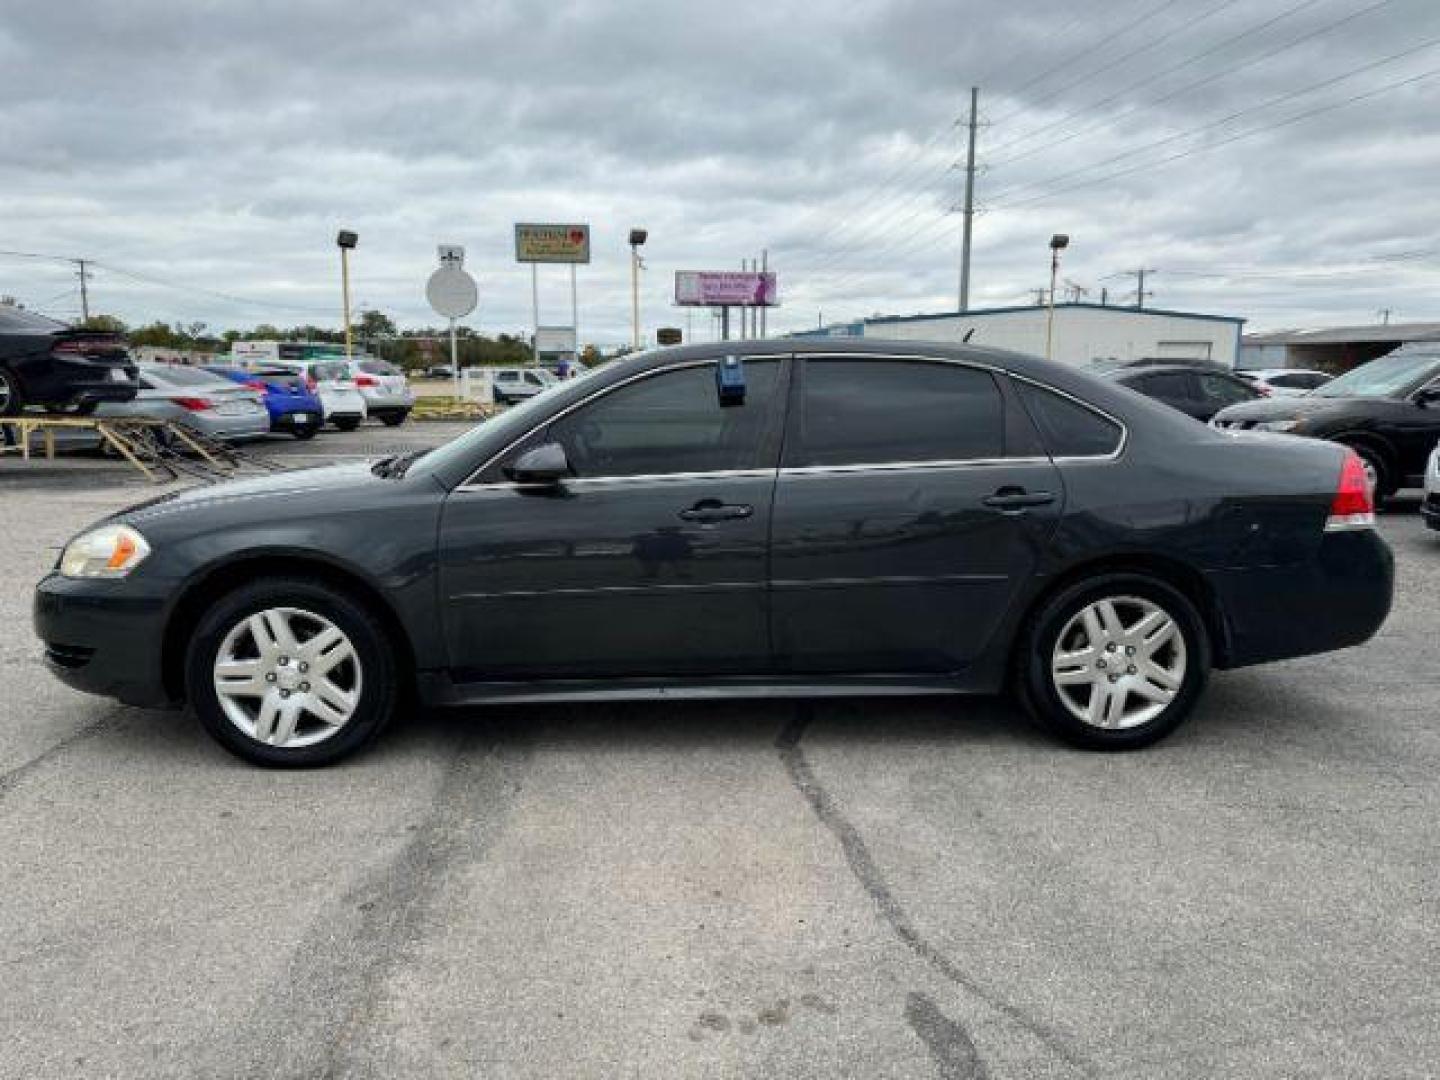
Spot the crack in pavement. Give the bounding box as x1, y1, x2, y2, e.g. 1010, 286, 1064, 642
206, 718, 534, 1079
776, 704, 1093, 1077
0, 708, 126, 806
907, 991, 990, 1080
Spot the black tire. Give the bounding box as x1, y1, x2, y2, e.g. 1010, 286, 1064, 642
292, 425, 320, 440
333, 416, 362, 432
0, 367, 24, 416
1339, 440, 1395, 505
380, 411, 409, 428
185, 577, 399, 767
1015, 573, 1210, 751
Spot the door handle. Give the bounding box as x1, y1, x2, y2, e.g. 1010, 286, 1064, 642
679, 499, 754, 523
982, 487, 1056, 511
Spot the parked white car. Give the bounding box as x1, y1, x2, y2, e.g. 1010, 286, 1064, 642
1235, 368, 1333, 397
491, 366, 558, 405
348, 358, 414, 426
1423, 441, 1439, 532
271, 358, 367, 431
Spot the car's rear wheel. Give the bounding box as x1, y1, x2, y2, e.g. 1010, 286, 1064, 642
185, 578, 398, 766
1017, 574, 1210, 750
333, 416, 361, 432
0, 367, 24, 416
380, 411, 409, 427
292, 425, 319, 440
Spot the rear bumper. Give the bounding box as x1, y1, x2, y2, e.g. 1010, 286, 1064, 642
33, 573, 174, 708
1206, 529, 1394, 668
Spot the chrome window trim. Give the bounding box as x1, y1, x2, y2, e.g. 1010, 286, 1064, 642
1006, 371, 1129, 462
456, 356, 791, 491
779, 457, 1051, 477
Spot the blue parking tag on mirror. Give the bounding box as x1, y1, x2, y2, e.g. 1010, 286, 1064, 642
716, 355, 746, 406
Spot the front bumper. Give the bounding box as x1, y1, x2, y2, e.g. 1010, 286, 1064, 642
1206, 528, 1394, 668
33, 573, 174, 708
1422, 491, 1440, 530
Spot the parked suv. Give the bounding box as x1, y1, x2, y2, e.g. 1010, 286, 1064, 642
0, 306, 138, 415
349, 358, 413, 426
492, 366, 557, 405
1212, 346, 1440, 500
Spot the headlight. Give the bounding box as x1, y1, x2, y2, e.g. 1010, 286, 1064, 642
1254, 419, 1301, 432
59, 524, 151, 579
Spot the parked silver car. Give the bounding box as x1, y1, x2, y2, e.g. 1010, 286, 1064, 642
1423, 440, 1440, 531
1235, 368, 1334, 397
349, 358, 413, 426
97, 363, 270, 442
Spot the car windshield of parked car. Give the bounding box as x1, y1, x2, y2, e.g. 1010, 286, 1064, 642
312, 361, 349, 381
358, 360, 401, 376
1311, 353, 1440, 398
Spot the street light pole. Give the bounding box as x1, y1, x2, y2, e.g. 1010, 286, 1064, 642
336, 230, 358, 359
1045, 233, 1069, 362
628, 228, 648, 350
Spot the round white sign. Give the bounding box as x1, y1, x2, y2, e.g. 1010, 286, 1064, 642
426, 266, 478, 319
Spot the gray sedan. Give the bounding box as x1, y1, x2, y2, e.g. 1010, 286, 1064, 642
98, 362, 270, 442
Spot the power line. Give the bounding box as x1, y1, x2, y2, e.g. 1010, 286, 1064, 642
988, 0, 1193, 124
987, 36, 1440, 207
985, 0, 1349, 168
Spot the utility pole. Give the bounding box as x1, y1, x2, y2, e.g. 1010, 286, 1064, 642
1378, 307, 1393, 325
760, 249, 769, 338
958, 86, 979, 312
76, 259, 90, 323
1127, 267, 1155, 309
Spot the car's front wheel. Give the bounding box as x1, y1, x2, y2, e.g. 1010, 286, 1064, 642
185, 578, 399, 766
0, 367, 24, 416
1016, 574, 1210, 750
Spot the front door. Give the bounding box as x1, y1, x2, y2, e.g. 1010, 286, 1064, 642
438, 357, 787, 680
769, 355, 1063, 675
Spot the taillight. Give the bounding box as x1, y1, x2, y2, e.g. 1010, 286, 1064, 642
1257, 386, 1272, 396
51, 338, 122, 358
1325, 451, 1375, 532
171, 396, 214, 412
245, 380, 268, 393
355, 374, 378, 387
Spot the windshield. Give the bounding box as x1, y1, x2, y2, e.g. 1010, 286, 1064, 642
1312, 352, 1440, 398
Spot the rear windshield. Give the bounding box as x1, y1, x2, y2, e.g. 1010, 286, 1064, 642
312, 362, 349, 380
143, 365, 231, 388
359, 360, 401, 376
0, 306, 66, 333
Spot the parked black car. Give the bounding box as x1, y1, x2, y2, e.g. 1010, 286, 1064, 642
0, 306, 138, 415
35, 341, 1393, 766
1211, 346, 1440, 500
1103, 363, 1262, 422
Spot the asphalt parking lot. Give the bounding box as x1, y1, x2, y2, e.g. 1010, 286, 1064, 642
2, 422, 1437, 1079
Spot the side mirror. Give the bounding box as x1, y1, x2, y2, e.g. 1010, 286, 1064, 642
1413, 386, 1440, 408
505, 442, 570, 485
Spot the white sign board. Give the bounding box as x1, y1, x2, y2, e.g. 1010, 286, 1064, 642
535, 326, 577, 354
426, 266, 478, 319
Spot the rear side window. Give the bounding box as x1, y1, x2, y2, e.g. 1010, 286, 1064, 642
1016, 382, 1123, 458
786, 358, 1003, 467
1132, 372, 1194, 399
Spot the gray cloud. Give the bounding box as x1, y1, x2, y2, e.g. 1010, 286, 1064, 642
2, 0, 1439, 341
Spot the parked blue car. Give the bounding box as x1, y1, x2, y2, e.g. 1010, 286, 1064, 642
204, 365, 323, 439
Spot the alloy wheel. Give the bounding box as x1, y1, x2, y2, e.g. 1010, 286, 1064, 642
0, 371, 13, 413
1050, 595, 1187, 730
212, 607, 363, 748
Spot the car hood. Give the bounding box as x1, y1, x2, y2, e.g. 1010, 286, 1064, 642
1212, 394, 1369, 423
116, 463, 390, 525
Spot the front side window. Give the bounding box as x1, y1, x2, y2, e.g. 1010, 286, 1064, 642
547, 360, 780, 478
785, 358, 1003, 467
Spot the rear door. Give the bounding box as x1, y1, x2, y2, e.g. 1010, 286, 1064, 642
768, 355, 1063, 675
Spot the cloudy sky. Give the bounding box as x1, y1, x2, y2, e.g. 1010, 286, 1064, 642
3, 0, 1439, 345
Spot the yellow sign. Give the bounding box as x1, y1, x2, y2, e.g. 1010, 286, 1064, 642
514, 223, 591, 264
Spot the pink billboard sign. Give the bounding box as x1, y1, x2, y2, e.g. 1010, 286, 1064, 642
675, 271, 778, 307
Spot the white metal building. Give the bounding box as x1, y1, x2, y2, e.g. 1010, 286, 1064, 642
794, 303, 1245, 369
